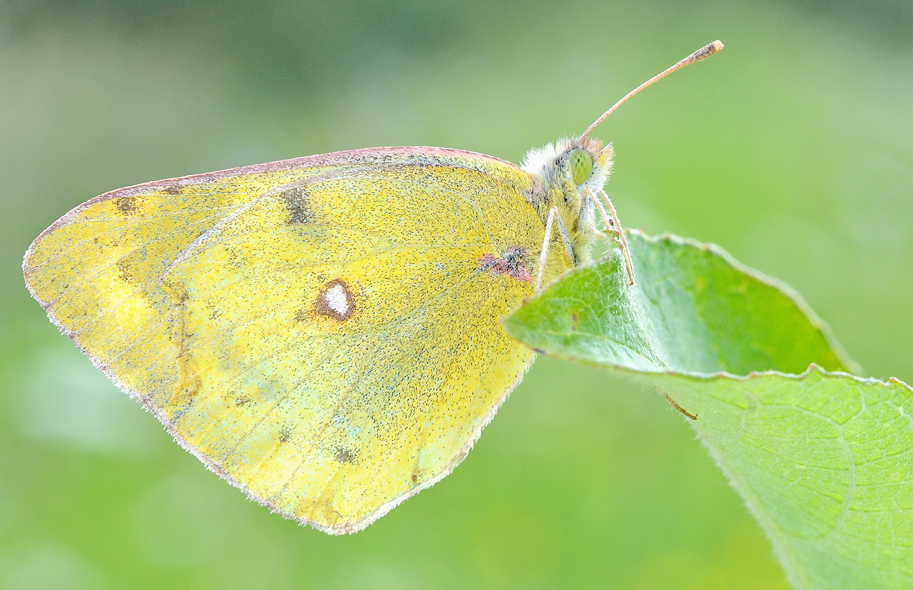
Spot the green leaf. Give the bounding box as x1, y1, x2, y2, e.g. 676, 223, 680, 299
504, 232, 913, 589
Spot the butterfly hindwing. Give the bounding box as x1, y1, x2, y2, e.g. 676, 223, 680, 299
160, 158, 544, 532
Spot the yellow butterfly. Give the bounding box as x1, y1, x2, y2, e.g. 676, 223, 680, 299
23, 42, 721, 534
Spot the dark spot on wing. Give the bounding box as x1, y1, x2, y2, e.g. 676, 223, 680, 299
280, 186, 314, 224
162, 184, 182, 195
478, 245, 534, 283
334, 446, 355, 463
116, 196, 141, 215
411, 466, 425, 485
279, 426, 292, 443
235, 396, 251, 407
115, 258, 133, 283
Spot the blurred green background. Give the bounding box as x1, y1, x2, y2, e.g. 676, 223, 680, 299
1, 1, 911, 588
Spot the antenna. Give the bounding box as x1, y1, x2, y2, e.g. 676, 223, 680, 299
581, 40, 724, 139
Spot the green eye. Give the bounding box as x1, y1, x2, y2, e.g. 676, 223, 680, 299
569, 149, 593, 185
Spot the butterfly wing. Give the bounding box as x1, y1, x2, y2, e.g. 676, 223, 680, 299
24, 147, 549, 533
24, 151, 387, 397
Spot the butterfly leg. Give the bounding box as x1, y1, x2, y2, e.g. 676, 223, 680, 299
595, 189, 635, 286
536, 206, 576, 292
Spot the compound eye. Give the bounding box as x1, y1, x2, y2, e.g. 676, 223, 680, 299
569, 149, 593, 185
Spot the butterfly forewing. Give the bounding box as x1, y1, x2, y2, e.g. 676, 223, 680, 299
24, 156, 373, 397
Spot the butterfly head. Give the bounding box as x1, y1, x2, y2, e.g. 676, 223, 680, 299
521, 135, 614, 268
521, 135, 613, 195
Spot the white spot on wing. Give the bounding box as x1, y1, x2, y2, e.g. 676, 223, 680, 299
314, 278, 355, 321
324, 284, 349, 315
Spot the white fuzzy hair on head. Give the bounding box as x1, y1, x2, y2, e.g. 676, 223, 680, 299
520, 136, 613, 196
520, 137, 573, 180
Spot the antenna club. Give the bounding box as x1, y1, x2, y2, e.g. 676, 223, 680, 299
699, 40, 724, 59
580, 40, 725, 139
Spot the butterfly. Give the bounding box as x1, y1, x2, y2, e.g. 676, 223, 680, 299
23, 42, 721, 534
